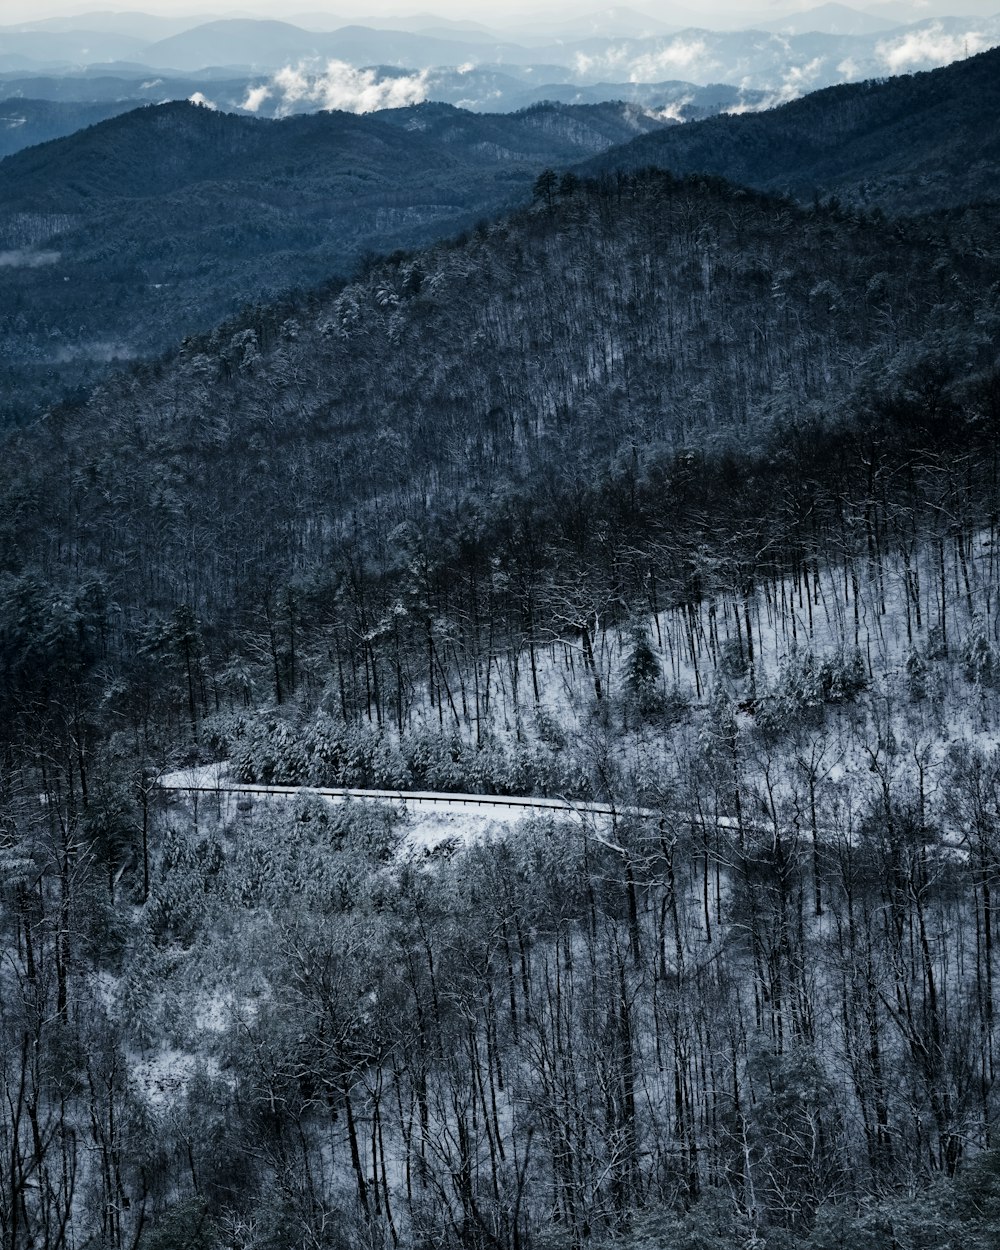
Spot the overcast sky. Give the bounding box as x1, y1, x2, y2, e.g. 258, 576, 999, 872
2, 0, 997, 27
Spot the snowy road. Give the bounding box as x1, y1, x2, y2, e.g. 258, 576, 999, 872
158, 772, 655, 824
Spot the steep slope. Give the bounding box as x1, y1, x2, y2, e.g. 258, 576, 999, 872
0, 98, 669, 423
3, 33, 994, 428
581, 45, 1000, 211
2, 171, 996, 673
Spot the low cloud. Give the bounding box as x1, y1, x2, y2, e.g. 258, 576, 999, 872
263, 60, 430, 115
643, 97, 693, 122
573, 39, 713, 84
781, 57, 825, 93
725, 58, 829, 114
876, 24, 988, 73
0, 249, 59, 267
188, 92, 217, 109
240, 84, 273, 113
628, 39, 711, 80
52, 341, 135, 364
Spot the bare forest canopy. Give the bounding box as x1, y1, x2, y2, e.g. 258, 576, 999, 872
4, 64, 1000, 1250
0, 172, 994, 726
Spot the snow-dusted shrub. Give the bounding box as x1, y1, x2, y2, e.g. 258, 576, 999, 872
233, 715, 411, 789
150, 826, 224, 946
226, 797, 401, 912
231, 717, 308, 785
925, 622, 948, 661
534, 706, 568, 751
302, 713, 347, 785
961, 618, 999, 686
403, 727, 466, 791
756, 646, 868, 734
818, 646, 868, 702
337, 721, 410, 789
466, 737, 541, 795
905, 645, 929, 701
623, 623, 661, 713
718, 633, 749, 679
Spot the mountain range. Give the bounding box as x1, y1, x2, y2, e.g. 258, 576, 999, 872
581, 43, 1000, 212
1, 7, 997, 102
0, 71, 769, 145
4, 8, 1000, 1245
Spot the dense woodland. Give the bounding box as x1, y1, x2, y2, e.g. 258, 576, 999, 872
0, 98, 669, 425
2, 61, 1000, 1250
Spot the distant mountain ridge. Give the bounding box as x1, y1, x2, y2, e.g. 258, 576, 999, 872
0, 96, 144, 158
1, 10, 997, 99
0, 67, 769, 129
752, 2, 902, 35
581, 44, 1000, 212
0, 97, 666, 213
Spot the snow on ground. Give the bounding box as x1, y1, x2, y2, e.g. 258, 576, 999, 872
160, 760, 232, 790
158, 528, 1000, 857
159, 760, 628, 855
401, 807, 525, 855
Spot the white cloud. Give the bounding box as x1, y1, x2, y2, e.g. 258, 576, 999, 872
781, 56, 825, 92
573, 38, 712, 84
643, 97, 693, 122
269, 59, 430, 115
876, 24, 987, 73
724, 56, 829, 112
240, 84, 273, 112
629, 39, 711, 81
188, 91, 217, 109
53, 341, 134, 363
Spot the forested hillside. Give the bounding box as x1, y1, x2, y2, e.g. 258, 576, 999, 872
3, 165, 1000, 1246
581, 45, 1000, 212
5, 171, 997, 683
0, 97, 668, 424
